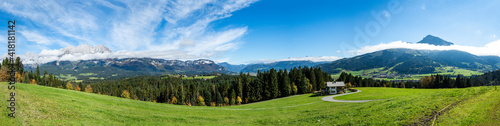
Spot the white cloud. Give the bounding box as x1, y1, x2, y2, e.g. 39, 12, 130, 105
383, 11, 390, 18
0, 0, 258, 60
39, 49, 64, 56
351, 39, 500, 57
476, 30, 482, 35
15, 44, 209, 64
20, 30, 73, 47
254, 56, 341, 64
20, 30, 52, 45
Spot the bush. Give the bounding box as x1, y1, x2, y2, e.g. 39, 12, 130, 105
85, 85, 93, 93
230, 97, 235, 105
348, 88, 358, 92
292, 84, 298, 95
66, 82, 73, 90
31, 79, 37, 85
307, 84, 313, 93
345, 82, 352, 89
171, 96, 177, 104
75, 85, 81, 91
236, 96, 242, 105
197, 96, 206, 106
121, 90, 130, 99
224, 97, 229, 105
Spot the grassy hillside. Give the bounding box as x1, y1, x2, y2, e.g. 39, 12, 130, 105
318, 48, 499, 75
1, 82, 499, 125
331, 66, 483, 81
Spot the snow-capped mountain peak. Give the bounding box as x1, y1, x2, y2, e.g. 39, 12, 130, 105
61, 44, 113, 55
20, 44, 113, 65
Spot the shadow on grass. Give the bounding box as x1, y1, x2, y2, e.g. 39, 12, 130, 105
309, 93, 323, 97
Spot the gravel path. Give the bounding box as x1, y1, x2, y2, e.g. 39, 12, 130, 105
321, 90, 374, 103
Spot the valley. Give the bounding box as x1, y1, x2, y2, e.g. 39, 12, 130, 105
331, 66, 484, 81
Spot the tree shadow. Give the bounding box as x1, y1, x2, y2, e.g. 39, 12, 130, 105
309, 92, 323, 97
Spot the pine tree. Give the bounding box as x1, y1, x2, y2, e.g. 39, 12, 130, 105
456, 75, 463, 88
270, 68, 279, 98
316, 68, 324, 89
244, 73, 252, 103
309, 69, 317, 91
14, 57, 23, 73
36, 65, 41, 83
283, 69, 291, 97
216, 92, 223, 106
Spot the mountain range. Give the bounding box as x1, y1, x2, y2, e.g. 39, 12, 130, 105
25, 58, 229, 81
238, 61, 329, 73
217, 62, 247, 72
17, 35, 500, 81
317, 48, 500, 74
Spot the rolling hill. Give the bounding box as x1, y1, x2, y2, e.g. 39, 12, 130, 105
317, 48, 500, 74
240, 61, 329, 73
217, 62, 247, 72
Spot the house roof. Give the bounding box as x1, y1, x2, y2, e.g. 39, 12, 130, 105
326, 81, 345, 87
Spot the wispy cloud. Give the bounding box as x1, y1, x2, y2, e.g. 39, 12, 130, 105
351, 39, 500, 57
253, 56, 341, 64
0, 0, 257, 60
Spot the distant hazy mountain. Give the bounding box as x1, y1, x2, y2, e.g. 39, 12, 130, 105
217, 62, 247, 72
25, 58, 229, 80
317, 48, 500, 74
417, 35, 454, 46
241, 61, 329, 73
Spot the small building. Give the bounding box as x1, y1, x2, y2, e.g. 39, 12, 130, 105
324, 81, 345, 95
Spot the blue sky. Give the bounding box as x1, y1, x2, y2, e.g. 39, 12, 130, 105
1, 0, 500, 64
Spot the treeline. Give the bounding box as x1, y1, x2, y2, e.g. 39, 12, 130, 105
337, 72, 483, 88
472, 70, 500, 86
84, 66, 332, 106
1, 57, 64, 88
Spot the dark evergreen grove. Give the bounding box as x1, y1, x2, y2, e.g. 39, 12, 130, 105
83, 66, 332, 106
337, 72, 495, 89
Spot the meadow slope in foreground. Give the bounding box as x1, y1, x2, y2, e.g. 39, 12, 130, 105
1, 82, 499, 125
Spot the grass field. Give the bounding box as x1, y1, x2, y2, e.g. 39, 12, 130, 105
79, 73, 97, 76
331, 66, 484, 81
182, 76, 217, 80
1, 82, 499, 125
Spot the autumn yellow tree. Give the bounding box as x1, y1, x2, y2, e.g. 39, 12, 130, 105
31, 79, 37, 85
224, 97, 229, 105
0, 66, 9, 81
121, 90, 130, 99
66, 82, 73, 90
420, 76, 434, 88
75, 85, 81, 91
171, 96, 177, 104
196, 96, 205, 106
236, 96, 242, 105
15, 72, 24, 83
85, 85, 93, 93
345, 82, 352, 89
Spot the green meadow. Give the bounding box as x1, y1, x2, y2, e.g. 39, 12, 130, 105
1, 82, 499, 125
331, 66, 484, 81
